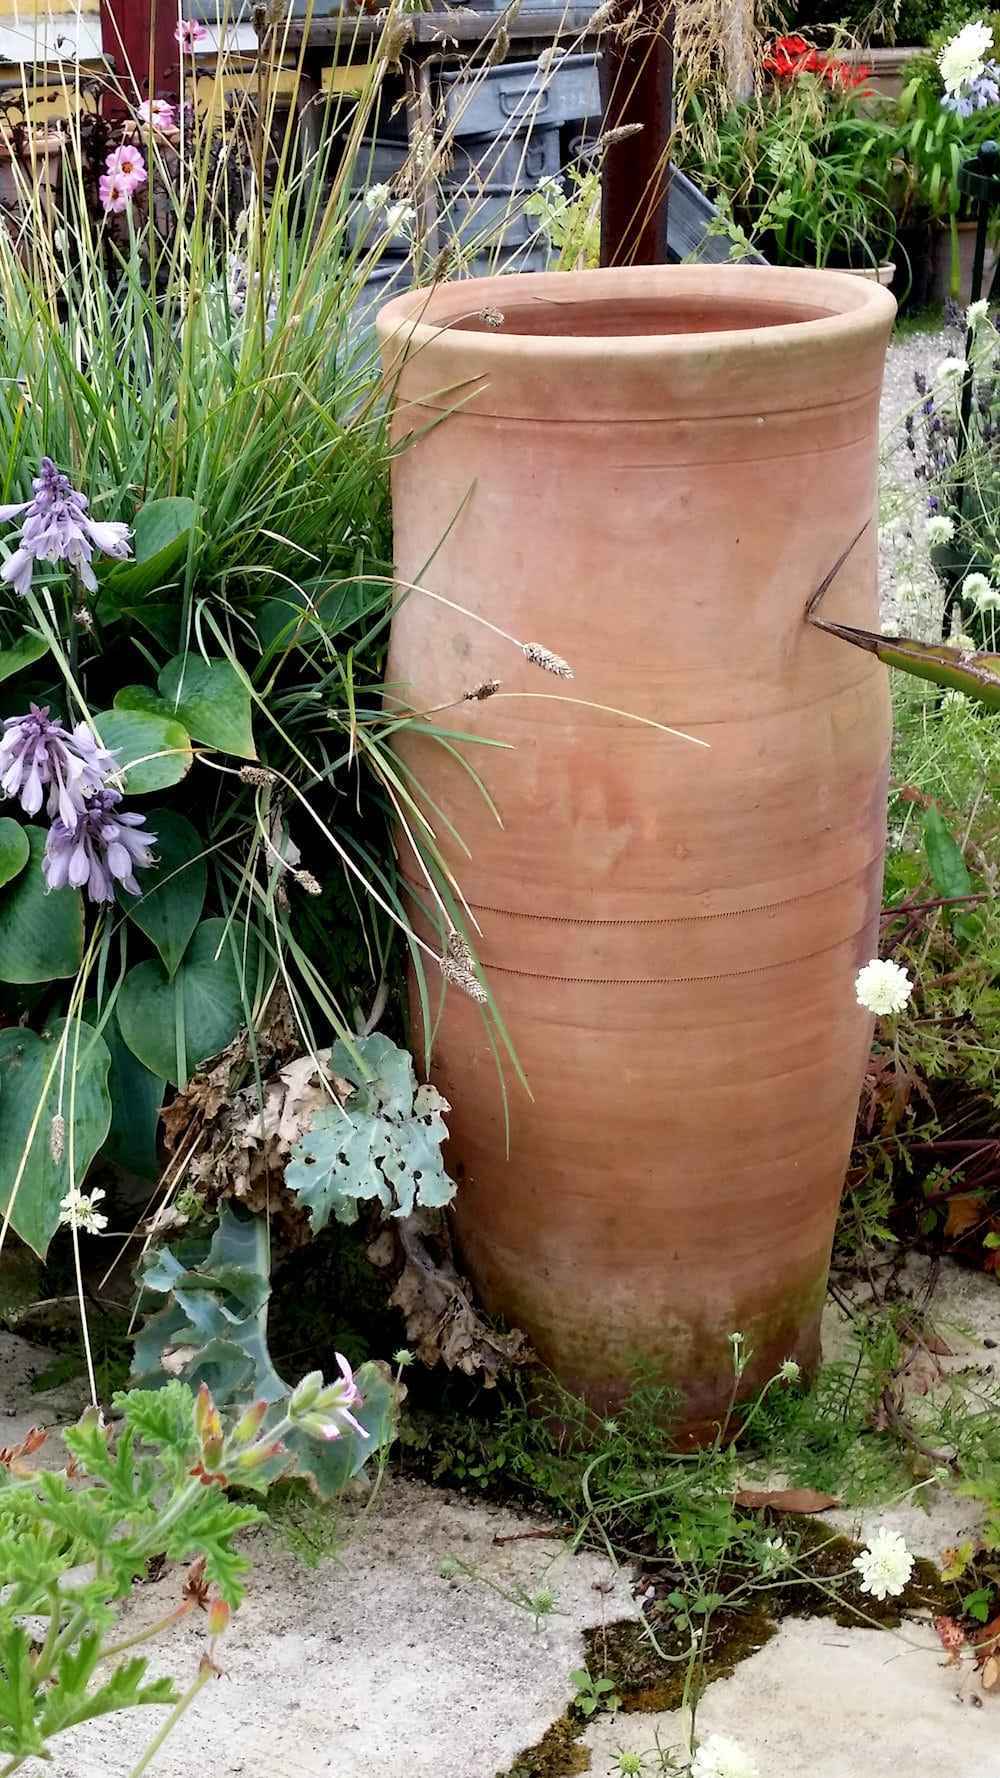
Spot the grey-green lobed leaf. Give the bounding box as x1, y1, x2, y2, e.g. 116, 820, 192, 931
285, 1033, 456, 1233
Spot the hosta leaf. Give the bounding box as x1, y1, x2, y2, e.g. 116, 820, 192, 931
285, 1032, 456, 1232
94, 707, 193, 796
87, 1003, 164, 1181
0, 818, 29, 890
158, 655, 255, 760
116, 808, 207, 975
0, 1018, 111, 1257
0, 631, 48, 685
116, 917, 261, 1088
101, 496, 197, 603
0, 826, 82, 984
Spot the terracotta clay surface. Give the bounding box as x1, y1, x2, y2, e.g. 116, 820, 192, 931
377, 265, 895, 1436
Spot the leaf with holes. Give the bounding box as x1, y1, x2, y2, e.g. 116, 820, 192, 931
158, 655, 255, 760
116, 918, 261, 1088
0, 827, 82, 984
285, 1033, 456, 1232
116, 809, 207, 976
0, 1019, 111, 1257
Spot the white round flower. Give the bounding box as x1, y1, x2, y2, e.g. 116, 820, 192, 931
925, 514, 955, 546
855, 958, 913, 1016
363, 182, 391, 212
851, 1528, 914, 1600
58, 1187, 108, 1235
939, 19, 993, 94
384, 201, 416, 232
979, 590, 1000, 611
962, 571, 993, 605
691, 1733, 760, 1778
779, 1357, 801, 1384
968, 297, 991, 328
758, 1534, 790, 1573
936, 355, 967, 382
942, 688, 970, 707
955, 631, 977, 650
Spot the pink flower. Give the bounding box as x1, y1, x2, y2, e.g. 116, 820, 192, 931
105, 144, 147, 191
137, 98, 177, 131
99, 172, 133, 214
175, 18, 208, 50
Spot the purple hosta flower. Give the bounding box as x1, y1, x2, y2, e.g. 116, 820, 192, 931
43, 788, 156, 903
288, 1354, 369, 1441
0, 458, 132, 598
0, 706, 117, 828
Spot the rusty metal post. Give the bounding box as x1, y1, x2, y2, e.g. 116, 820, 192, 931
598, 0, 674, 266
100, 0, 179, 105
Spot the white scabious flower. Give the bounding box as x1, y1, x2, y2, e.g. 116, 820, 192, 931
942, 688, 970, 707
691, 1733, 760, 1778
58, 1187, 108, 1235
939, 19, 993, 94
936, 355, 967, 382
968, 297, 991, 328
925, 513, 955, 546
363, 182, 392, 211
384, 200, 417, 232
779, 1357, 801, 1384
855, 958, 914, 1016
978, 588, 1000, 611
962, 571, 993, 605
758, 1535, 790, 1574
851, 1527, 914, 1600
955, 631, 978, 650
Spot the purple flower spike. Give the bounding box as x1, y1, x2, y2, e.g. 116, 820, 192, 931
0, 705, 116, 829
0, 458, 132, 599
43, 787, 157, 903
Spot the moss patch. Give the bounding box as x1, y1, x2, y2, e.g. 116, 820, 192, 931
496, 1522, 957, 1778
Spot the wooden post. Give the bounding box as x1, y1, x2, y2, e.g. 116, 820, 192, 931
598, 0, 674, 266
100, 0, 179, 104
723, 0, 755, 104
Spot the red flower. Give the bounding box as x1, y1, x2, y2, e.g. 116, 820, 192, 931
823, 57, 872, 90
763, 33, 823, 76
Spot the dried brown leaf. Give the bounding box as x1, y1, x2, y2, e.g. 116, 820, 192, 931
733, 1487, 841, 1513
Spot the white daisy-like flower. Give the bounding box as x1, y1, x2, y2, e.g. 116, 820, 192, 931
384, 200, 417, 232
779, 1357, 801, 1384
925, 514, 955, 546
58, 1187, 108, 1235
363, 182, 392, 211
955, 631, 978, 650
978, 588, 1000, 611
851, 1527, 914, 1600
962, 570, 993, 605
968, 297, 991, 328
690, 1732, 760, 1778
939, 19, 993, 94
942, 688, 970, 707
936, 355, 967, 382
855, 958, 914, 1016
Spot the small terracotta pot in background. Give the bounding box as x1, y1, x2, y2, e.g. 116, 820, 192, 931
378, 265, 895, 1440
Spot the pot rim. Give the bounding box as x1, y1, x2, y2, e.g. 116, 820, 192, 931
376, 261, 896, 364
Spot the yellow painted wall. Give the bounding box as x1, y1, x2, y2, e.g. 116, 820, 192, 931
0, 1, 100, 13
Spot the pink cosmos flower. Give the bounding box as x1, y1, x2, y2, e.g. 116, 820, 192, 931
137, 98, 177, 131
175, 18, 209, 50
99, 172, 133, 214
105, 144, 147, 190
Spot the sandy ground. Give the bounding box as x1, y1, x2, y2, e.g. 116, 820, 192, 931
3, 1246, 1000, 1778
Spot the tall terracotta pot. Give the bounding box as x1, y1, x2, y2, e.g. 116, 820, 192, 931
377, 265, 895, 1438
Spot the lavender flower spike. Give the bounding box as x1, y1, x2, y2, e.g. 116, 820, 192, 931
43, 787, 157, 903
0, 705, 115, 829
0, 458, 132, 599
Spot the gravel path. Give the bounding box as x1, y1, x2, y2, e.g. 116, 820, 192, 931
879, 316, 962, 637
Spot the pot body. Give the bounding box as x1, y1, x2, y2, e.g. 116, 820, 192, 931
378, 265, 894, 1437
